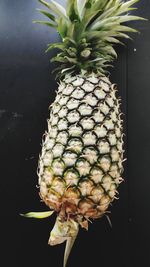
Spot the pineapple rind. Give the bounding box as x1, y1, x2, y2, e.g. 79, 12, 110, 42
38, 73, 124, 227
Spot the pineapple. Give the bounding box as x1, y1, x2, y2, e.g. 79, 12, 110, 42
23, 1, 144, 266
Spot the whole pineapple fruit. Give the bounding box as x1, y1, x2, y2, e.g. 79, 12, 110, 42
24, 1, 144, 266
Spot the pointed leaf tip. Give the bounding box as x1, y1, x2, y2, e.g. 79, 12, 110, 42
20, 211, 54, 219
36, 8, 56, 22
32, 20, 57, 28
38, 0, 51, 9
50, 0, 67, 17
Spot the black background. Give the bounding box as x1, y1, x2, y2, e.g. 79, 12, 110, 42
0, 1, 150, 267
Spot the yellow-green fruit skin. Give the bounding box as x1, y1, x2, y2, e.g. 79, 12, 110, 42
38, 72, 124, 227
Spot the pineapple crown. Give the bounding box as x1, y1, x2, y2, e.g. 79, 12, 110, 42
34, 0, 145, 78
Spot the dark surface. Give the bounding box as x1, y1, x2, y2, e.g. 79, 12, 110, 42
0, 1, 149, 267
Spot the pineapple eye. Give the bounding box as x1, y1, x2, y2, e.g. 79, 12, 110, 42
99, 81, 110, 92
49, 126, 57, 139
44, 137, 55, 150
59, 96, 69, 105
64, 169, 79, 186
42, 168, 53, 185
58, 107, 68, 118
93, 110, 104, 123
102, 175, 112, 191
51, 178, 65, 196
63, 151, 77, 166
82, 81, 95, 92
104, 118, 114, 130
99, 102, 110, 115
87, 75, 99, 84
94, 125, 107, 138
43, 151, 53, 167
76, 159, 91, 176
72, 77, 84, 87
94, 88, 106, 99
99, 156, 111, 172
53, 144, 64, 158
62, 84, 74, 95
111, 147, 120, 162
52, 103, 61, 114
79, 104, 92, 116
50, 115, 59, 126
84, 94, 98, 106
64, 186, 80, 201
79, 179, 94, 196
98, 140, 110, 154
58, 118, 68, 131
109, 163, 119, 179
82, 147, 98, 164
90, 167, 104, 184
90, 186, 104, 203
83, 131, 96, 146
67, 98, 79, 110
72, 88, 85, 99
99, 196, 110, 212
56, 131, 68, 145
69, 125, 82, 136
80, 117, 95, 130
68, 138, 83, 153
52, 160, 65, 176
67, 110, 80, 123
108, 132, 117, 146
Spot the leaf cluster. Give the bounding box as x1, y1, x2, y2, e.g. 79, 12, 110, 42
34, 0, 145, 77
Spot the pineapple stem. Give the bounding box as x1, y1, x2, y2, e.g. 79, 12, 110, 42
48, 216, 79, 266
63, 229, 79, 267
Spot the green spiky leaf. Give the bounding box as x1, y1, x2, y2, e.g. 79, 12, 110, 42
119, 0, 140, 12
33, 20, 57, 27
35, 0, 146, 77
118, 15, 146, 23
75, 0, 87, 20
37, 8, 56, 21
67, 0, 77, 20
38, 0, 52, 9
50, 0, 67, 18
46, 43, 65, 52
57, 17, 68, 38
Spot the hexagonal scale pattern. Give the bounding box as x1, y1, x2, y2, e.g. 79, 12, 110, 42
38, 73, 124, 226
